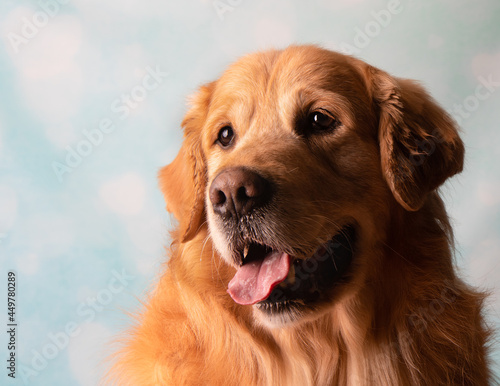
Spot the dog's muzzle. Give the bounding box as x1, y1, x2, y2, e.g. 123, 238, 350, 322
209, 167, 357, 311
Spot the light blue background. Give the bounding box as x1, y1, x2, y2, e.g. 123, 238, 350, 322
0, 0, 499, 384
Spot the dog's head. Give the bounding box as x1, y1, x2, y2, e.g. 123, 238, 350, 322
159, 46, 464, 326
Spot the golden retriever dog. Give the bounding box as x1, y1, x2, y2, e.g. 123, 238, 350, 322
110, 45, 491, 385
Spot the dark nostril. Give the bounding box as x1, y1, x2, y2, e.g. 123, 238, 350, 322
213, 190, 226, 206
236, 186, 249, 202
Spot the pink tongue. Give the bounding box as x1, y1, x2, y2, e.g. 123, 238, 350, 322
227, 251, 291, 305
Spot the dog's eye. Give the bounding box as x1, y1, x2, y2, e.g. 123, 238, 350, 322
309, 111, 339, 133
217, 126, 234, 148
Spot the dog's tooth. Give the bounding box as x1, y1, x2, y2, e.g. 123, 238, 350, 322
243, 244, 249, 259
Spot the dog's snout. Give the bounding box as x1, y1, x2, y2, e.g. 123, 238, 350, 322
209, 168, 272, 219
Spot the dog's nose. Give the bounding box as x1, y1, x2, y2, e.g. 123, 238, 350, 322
209, 168, 272, 219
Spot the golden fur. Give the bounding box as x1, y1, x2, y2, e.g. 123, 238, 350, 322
109, 46, 491, 385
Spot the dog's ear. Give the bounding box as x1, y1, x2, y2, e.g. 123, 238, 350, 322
158, 83, 214, 242
368, 68, 464, 211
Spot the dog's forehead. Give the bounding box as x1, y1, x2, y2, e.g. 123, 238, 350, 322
212, 46, 366, 104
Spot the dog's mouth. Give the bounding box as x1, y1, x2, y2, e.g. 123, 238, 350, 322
227, 225, 356, 312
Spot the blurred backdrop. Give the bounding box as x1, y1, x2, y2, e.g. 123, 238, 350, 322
0, 0, 499, 384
